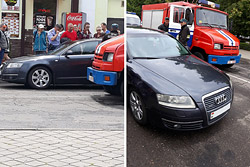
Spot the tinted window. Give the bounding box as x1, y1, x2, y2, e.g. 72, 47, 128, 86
67, 44, 82, 55
82, 41, 99, 54
127, 34, 189, 58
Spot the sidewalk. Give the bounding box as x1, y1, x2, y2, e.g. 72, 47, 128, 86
240, 49, 250, 60
0, 130, 124, 167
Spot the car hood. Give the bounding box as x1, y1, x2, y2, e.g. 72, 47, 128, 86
134, 55, 230, 102
8, 55, 57, 63
198, 28, 239, 46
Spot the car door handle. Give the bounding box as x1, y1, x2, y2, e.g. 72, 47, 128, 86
170, 29, 176, 32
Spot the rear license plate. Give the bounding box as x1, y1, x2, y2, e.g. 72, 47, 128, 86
89, 75, 94, 82
210, 103, 231, 119
227, 60, 236, 64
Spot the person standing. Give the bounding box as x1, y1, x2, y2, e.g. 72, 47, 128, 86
47, 24, 61, 51
74, 24, 83, 39
33, 24, 47, 55
101, 23, 110, 34
102, 23, 119, 42
3, 23, 10, 62
158, 17, 169, 32
0, 23, 8, 64
60, 23, 77, 41
94, 26, 104, 38
82, 22, 92, 39
177, 18, 190, 48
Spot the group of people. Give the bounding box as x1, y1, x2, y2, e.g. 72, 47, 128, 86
158, 17, 190, 49
33, 22, 120, 55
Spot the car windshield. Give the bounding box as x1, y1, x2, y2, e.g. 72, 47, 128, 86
48, 42, 72, 55
196, 8, 228, 29
127, 34, 189, 58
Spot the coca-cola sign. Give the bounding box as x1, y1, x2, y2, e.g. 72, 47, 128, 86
67, 15, 82, 22
65, 13, 83, 31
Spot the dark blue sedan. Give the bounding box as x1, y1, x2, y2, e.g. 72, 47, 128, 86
0, 39, 101, 89
127, 27, 233, 130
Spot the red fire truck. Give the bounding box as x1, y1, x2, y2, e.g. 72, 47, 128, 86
87, 35, 124, 96
142, 0, 241, 67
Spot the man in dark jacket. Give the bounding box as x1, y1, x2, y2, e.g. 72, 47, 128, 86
0, 23, 8, 64
178, 18, 190, 48
158, 17, 169, 32
102, 23, 120, 42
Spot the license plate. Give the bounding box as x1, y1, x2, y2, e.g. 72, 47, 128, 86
210, 103, 230, 119
227, 60, 236, 64
89, 75, 94, 82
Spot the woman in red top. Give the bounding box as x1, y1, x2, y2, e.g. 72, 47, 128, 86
60, 23, 77, 41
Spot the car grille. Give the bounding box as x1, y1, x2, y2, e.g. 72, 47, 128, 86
203, 88, 231, 112
223, 46, 238, 50
162, 119, 203, 130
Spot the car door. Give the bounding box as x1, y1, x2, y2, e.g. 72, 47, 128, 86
169, 5, 194, 47
55, 40, 100, 84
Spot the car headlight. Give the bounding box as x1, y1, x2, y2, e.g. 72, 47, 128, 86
6, 63, 23, 68
156, 94, 196, 109
214, 43, 222, 50
103, 52, 114, 62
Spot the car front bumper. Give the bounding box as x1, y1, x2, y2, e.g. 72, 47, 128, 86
0, 66, 25, 84
149, 101, 231, 130
87, 67, 117, 86
208, 54, 241, 65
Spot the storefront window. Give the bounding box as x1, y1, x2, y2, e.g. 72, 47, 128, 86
33, 0, 57, 30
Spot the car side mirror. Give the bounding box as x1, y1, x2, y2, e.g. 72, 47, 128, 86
65, 50, 73, 56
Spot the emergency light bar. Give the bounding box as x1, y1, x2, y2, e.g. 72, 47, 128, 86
127, 11, 137, 15
198, 0, 220, 9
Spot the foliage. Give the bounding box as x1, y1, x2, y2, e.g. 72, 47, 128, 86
127, 0, 250, 36
240, 42, 250, 51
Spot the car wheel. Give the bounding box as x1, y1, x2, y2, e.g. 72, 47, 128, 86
28, 66, 52, 89
222, 64, 234, 68
194, 52, 205, 60
129, 89, 148, 125
120, 80, 124, 97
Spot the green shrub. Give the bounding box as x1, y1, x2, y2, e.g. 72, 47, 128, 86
240, 43, 250, 51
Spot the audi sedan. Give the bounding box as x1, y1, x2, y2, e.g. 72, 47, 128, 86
0, 39, 101, 89
127, 27, 233, 130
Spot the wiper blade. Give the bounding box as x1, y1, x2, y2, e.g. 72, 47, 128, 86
133, 57, 160, 59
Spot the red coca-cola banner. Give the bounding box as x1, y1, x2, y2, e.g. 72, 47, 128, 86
65, 13, 82, 31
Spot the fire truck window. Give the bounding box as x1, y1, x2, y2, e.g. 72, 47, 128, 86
173, 7, 185, 23
67, 44, 82, 55
185, 8, 193, 25
81, 41, 99, 54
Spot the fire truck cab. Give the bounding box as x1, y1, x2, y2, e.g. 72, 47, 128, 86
142, 0, 241, 67
87, 35, 124, 96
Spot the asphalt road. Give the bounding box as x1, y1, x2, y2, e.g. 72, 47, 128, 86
127, 57, 250, 167
0, 82, 124, 130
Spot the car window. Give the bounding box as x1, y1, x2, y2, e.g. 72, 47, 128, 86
67, 44, 82, 55
81, 41, 100, 54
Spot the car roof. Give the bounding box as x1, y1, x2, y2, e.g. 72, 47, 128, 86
127, 27, 168, 36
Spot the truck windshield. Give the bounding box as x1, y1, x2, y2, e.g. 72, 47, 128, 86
127, 34, 189, 59
196, 8, 228, 29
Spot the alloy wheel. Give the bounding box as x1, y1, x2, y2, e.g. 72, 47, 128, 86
31, 69, 50, 88
130, 91, 144, 121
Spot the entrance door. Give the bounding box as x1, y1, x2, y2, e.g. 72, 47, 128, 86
169, 5, 194, 47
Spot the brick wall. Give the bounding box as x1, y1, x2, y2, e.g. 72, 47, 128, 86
9, 29, 33, 58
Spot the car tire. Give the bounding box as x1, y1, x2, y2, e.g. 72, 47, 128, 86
27, 66, 52, 89
120, 80, 124, 97
129, 89, 148, 125
222, 64, 234, 68
194, 52, 205, 60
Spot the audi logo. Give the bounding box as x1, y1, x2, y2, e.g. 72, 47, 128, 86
214, 94, 227, 104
